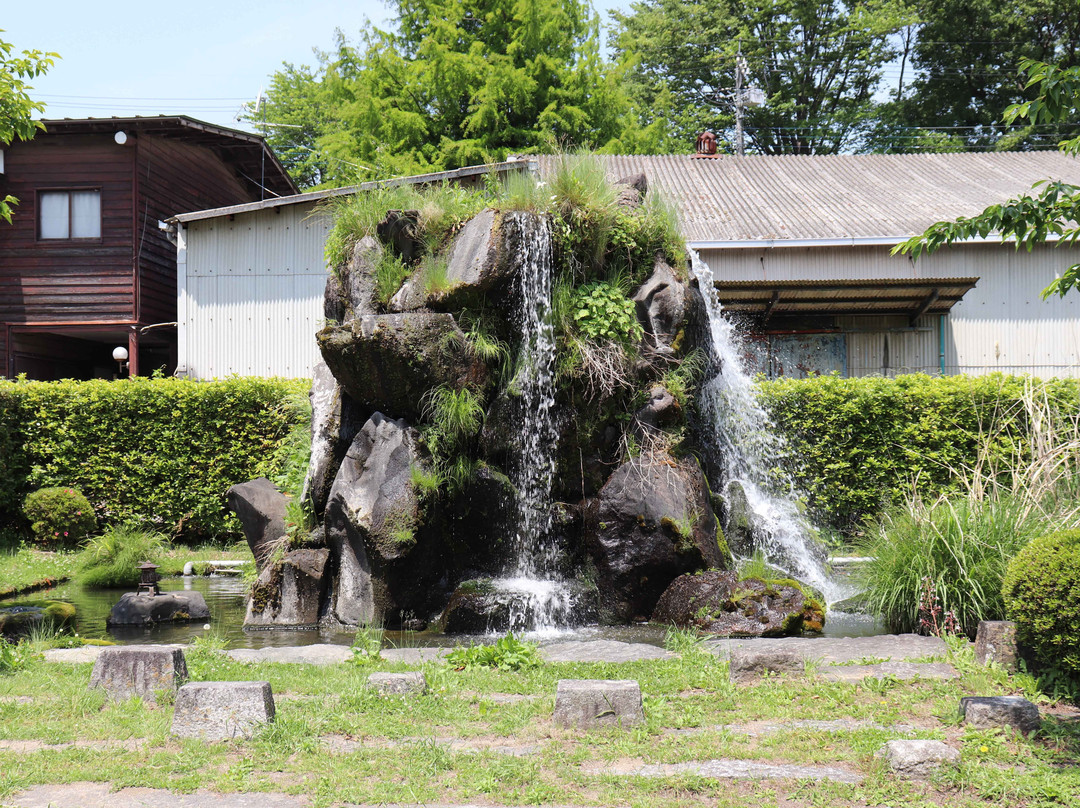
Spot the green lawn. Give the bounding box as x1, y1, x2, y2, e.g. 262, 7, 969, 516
0, 547, 78, 599
1, 637, 1078, 807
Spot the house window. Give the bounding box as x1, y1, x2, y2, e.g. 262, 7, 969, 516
39, 190, 101, 239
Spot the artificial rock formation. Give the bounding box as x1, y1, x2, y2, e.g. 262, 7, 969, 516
239, 178, 805, 634
226, 478, 287, 573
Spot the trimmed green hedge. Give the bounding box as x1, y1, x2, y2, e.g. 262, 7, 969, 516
757, 373, 1080, 531
1, 377, 309, 540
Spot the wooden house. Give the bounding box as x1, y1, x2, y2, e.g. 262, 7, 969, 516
0, 116, 296, 379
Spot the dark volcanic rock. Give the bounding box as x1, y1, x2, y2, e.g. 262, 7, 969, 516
652, 570, 825, 637
107, 591, 210, 626
326, 236, 382, 323
632, 384, 682, 437
722, 480, 755, 557
225, 478, 287, 573
245, 548, 331, 629
317, 313, 491, 422
377, 209, 422, 263
440, 579, 597, 634
588, 452, 727, 623
632, 256, 688, 355
615, 173, 648, 208
323, 413, 443, 628
303, 359, 366, 516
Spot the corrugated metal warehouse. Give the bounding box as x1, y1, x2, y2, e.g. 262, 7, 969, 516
171, 151, 1080, 380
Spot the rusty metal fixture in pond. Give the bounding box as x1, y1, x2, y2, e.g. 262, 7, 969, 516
137, 562, 160, 596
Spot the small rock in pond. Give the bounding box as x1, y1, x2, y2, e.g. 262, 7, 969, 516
107, 591, 210, 626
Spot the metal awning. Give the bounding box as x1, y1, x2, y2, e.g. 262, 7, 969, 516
714, 277, 978, 323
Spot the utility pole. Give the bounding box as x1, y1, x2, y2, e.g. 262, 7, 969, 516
734, 41, 747, 157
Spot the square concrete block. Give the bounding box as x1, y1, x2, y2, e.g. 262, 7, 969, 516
729, 648, 804, 684
171, 681, 275, 741
960, 696, 1040, 734
554, 679, 643, 729
974, 621, 1018, 672
88, 645, 188, 703
367, 671, 427, 696
878, 739, 960, 778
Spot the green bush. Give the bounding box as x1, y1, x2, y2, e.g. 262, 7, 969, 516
1, 377, 309, 540
570, 281, 643, 347
758, 374, 1080, 531
1003, 529, 1080, 680
76, 525, 170, 589
22, 486, 96, 549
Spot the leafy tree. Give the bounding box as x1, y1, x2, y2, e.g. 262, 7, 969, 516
869, 0, 1080, 152
256, 1, 633, 187
0, 32, 57, 222
895, 59, 1080, 297
611, 0, 914, 155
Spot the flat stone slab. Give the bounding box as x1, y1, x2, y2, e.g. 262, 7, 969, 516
878, 739, 960, 778
961, 696, 1041, 734
89, 645, 188, 703
820, 661, 957, 682
367, 671, 427, 696
706, 634, 946, 664
171, 681, 275, 741
0, 738, 146, 753
587, 759, 863, 784
7, 783, 307, 808
666, 719, 919, 737
380, 647, 452, 664
322, 734, 543, 757
554, 679, 644, 728
44, 646, 105, 664
226, 645, 351, 665
542, 640, 673, 663
730, 648, 804, 683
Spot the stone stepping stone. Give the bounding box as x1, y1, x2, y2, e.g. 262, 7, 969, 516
226, 645, 351, 665
7, 782, 306, 807
542, 640, 673, 663
321, 734, 543, 757
44, 646, 105, 664
706, 634, 946, 665
0, 695, 34, 704
961, 696, 1041, 734
729, 649, 803, 683
975, 621, 1019, 672
89, 645, 188, 703
585, 758, 863, 784
171, 681, 275, 741
665, 718, 918, 737
367, 671, 427, 696
878, 739, 960, 778
0, 738, 145, 753
458, 692, 541, 704
820, 661, 957, 682
379, 647, 451, 664
554, 679, 644, 729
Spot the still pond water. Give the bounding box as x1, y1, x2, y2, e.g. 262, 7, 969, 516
13, 575, 882, 649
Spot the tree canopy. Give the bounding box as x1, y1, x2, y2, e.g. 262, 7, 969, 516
256, 0, 638, 187
611, 0, 914, 155
0, 32, 57, 222
895, 59, 1080, 297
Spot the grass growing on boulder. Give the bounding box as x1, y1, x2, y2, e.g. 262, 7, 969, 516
75, 525, 170, 589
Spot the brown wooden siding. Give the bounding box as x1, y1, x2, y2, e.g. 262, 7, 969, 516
0, 134, 136, 326
136, 137, 253, 326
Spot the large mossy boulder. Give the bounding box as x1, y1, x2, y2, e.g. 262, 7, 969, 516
317, 313, 492, 422
303, 359, 365, 516
632, 256, 688, 356
325, 235, 382, 323
652, 570, 825, 637
323, 412, 443, 628
588, 452, 729, 623
107, 592, 210, 627
245, 548, 330, 629
0, 601, 75, 640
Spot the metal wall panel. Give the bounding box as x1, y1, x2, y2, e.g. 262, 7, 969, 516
701, 243, 1080, 378
183, 203, 330, 378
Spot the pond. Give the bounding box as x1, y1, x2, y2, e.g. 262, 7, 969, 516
8, 575, 882, 649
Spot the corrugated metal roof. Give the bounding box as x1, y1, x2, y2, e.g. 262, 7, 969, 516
716, 277, 978, 317
536, 152, 1080, 243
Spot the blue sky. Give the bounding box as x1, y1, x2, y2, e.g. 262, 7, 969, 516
5, 1, 634, 132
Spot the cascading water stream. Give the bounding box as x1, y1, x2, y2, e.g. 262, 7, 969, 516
491, 214, 573, 633
689, 248, 849, 604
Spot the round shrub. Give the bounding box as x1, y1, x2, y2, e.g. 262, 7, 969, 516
22, 486, 96, 548
1002, 528, 1080, 676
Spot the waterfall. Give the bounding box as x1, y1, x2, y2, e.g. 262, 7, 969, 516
689, 249, 847, 604
493, 213, 574, 633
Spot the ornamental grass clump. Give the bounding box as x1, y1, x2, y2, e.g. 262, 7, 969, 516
22, 486, 96, 549
857, 381, 1080, 636
76, 524, 170, 589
